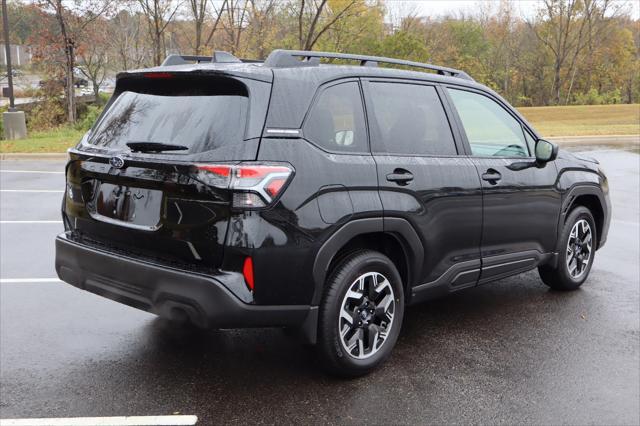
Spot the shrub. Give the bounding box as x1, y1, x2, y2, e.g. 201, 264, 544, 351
573, 88, 623, 105
27, 97, 66, 131
0, 105, 7, 139
98, 92, 111, 104
603, 89, 622, 104
74, 104, 104, 132
516, 95, 534, 107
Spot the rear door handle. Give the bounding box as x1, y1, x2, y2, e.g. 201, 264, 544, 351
482, 169, 502, 183
386, 169, 414, 185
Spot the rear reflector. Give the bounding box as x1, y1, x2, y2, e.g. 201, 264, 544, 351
243, 257, 255, 291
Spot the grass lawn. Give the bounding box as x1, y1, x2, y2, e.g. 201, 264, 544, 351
518, 104, 640, 137
1, 104, 638, 153
0, 127, 84, 153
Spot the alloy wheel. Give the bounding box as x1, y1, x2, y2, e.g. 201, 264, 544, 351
338, 272, 395, 360
566, 219, 593, 279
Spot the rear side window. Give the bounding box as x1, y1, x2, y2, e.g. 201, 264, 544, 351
303, 81, 367, 153
367, 82, 456, 156
447, 88, 529, 157
88, 76, 249, 154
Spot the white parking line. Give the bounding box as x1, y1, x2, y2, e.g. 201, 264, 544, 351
0, 415, 198, 426
0, 170, 64, 174
0, 278, 61, 283
0, 221, 62, 224
613, 219, 640, 227
0, 190, 64, 193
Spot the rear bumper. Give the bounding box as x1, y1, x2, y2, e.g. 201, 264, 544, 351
55, 233, 315, 332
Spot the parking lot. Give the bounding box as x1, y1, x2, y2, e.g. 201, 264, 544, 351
1, 147, 638, 424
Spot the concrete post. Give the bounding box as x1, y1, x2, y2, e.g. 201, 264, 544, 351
3, 111, 27, 140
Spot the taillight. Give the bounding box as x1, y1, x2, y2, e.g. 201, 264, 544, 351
195, 162, 294, 208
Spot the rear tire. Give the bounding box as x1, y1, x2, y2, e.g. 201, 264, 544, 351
539, 206, 596, 291
317, 250, 404, 377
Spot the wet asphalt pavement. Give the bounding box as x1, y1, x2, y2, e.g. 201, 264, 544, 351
0, 147, 638, 425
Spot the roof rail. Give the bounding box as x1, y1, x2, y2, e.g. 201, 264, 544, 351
263, 49, 474, 81
161, 50, 243, 66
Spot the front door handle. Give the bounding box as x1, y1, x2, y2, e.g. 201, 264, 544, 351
482, 169, 502, 183
386, 169, 414, 185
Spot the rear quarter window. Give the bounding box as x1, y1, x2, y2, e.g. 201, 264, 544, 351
303, 81, 367, 153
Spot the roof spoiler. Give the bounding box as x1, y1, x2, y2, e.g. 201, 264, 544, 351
263, 49, 474, 81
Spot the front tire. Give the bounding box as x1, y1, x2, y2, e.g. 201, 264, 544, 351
539, 206, 596, 291
317, 250, 404, 377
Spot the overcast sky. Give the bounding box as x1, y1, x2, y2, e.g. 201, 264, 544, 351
387, 0, 640, 20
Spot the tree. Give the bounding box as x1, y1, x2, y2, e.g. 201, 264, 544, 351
478, 0, 518, 101
295, 0, 360, 50
10, 0, 640, 111
78, 17, 109, 100
528, 0, 616, 105
35, 0, 111, 123
138, 0, 180, 65
202, 0, 227, 51
315, 0, 385, 55
243, 0, 278, 59
109, 9, 151, 70
188, 0, 208, 54
218, 0, 250, 54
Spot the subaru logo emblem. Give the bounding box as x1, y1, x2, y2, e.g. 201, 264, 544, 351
110, 156, 125, 169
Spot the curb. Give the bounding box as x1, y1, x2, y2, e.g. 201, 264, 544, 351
548, 135, 639, 144
0, 153, 68, 161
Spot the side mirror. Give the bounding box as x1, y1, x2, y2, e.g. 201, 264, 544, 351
535, 139, 558, 163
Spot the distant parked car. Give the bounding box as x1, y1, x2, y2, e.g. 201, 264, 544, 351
38, 77, 89, 89
1, 69, 21, 80
74, 77, 89, 88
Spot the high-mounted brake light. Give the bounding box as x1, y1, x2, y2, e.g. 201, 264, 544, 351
144, 72, 174, 79
195, 163, 294, 208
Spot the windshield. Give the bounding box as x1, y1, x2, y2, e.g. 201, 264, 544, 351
88, 77, 249, 154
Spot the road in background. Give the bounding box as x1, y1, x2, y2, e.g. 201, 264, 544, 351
0, 148, 638, 424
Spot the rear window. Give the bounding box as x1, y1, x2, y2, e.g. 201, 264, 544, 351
88, 75, 249, 154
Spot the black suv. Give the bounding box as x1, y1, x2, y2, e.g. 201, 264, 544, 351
56, 49, 611, 376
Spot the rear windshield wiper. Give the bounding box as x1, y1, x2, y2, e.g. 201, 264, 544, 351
126, 142, 189, 153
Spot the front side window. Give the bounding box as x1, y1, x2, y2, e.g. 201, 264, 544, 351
447, 88, 529, 157
303, 81, 367, 153
367, 82, 457, 156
